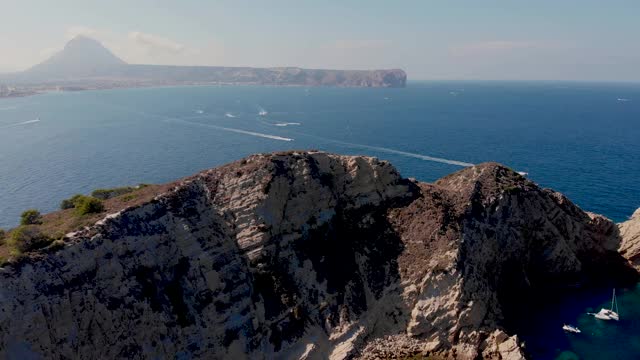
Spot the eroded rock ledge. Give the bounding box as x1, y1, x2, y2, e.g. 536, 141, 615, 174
0, 151, 636, 359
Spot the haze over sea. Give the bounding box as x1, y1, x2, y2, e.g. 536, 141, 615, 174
1, 81, 640, 359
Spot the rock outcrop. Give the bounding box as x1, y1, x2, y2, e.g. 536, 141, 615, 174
0, 152, 635, 359
619, 208, 640, 271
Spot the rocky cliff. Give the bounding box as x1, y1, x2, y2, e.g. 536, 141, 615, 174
0, 151, 635, 359
619, 208, 640, 271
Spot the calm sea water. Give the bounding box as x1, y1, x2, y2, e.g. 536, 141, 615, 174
514, 284, 640, 360
1, 81, 639, 358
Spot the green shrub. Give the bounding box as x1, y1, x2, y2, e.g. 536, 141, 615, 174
8, 225, 51, 253
60, 194, 85, 209
60, 194, 105, 215
74, 196, 105, 215
91, 184, 149, 200
20, 209, 42, 225
91, 186, 135, 200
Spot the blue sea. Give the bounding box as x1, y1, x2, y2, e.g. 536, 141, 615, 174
1, 81, 639, 358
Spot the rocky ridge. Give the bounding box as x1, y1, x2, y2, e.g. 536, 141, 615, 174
0, 151, 636, 359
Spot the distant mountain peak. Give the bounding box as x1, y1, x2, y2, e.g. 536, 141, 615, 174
63, 35, 113, 51
23, 36, 126, 80
8, 36, 406, 88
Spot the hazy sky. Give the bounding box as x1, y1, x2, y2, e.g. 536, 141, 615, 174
1, 0, 639, 81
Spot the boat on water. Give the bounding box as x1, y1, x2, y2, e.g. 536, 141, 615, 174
592, 289, 619, 321
562, 324, 581, 333
258, 110, 268, 116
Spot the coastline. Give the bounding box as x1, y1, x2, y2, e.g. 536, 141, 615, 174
0, 80, 407, 100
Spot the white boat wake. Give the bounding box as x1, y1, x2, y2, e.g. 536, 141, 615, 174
93, 101, 293, 142
0, 119, 40, 129
274, 122, 301, 127
225, 112, 236, 118
288, 131, 474, 167
171, 119, 293, 141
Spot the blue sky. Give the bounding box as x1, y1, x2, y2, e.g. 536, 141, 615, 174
1, 0, 639, 81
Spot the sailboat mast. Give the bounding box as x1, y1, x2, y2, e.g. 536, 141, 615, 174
611, 289, 615, 311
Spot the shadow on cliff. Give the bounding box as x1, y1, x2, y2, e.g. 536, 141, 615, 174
244, 180, 421, 353
455, 186, 639, 337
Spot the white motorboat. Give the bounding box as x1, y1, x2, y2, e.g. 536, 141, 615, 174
562, 324, 581, 333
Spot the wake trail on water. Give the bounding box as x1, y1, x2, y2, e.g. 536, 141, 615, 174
0, 119, 40, 129
169, 118, 293, 142
288, 131, 473, 167
255, 117, 302, 127
92, 100, 293, 142
97, 99, 468, 160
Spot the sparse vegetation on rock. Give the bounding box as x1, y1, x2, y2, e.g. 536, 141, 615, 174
20, 209, 42, 225
91, 186, 139, 200
60, 194, 105, 215
7, 225, 51, 253
74, 196, 105, 215
60, 194, 85, 209
0, 183, 166, 269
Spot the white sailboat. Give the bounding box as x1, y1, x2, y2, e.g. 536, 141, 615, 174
593, 289, 619, 321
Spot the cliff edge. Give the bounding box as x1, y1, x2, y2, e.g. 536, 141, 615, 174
619, 208, 640, 271
0, 151, 635, 359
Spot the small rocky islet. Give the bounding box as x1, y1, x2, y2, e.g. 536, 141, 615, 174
0, 151, 638, 359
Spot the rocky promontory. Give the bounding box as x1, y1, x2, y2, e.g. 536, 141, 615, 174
1, 36, 407, 97
0, 151, 636, 359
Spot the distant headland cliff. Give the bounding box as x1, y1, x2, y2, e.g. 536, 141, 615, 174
0, 151, 638, 359
0, 36, 407, 98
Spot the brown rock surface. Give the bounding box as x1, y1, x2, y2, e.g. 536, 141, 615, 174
619, 208, 640, 271
0, 152, 635, 359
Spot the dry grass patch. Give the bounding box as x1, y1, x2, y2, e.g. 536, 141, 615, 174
0, 183, 174, 265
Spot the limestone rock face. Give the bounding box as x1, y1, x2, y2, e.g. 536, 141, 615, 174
0, 152, 635, 359
619, 208, 640, 271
